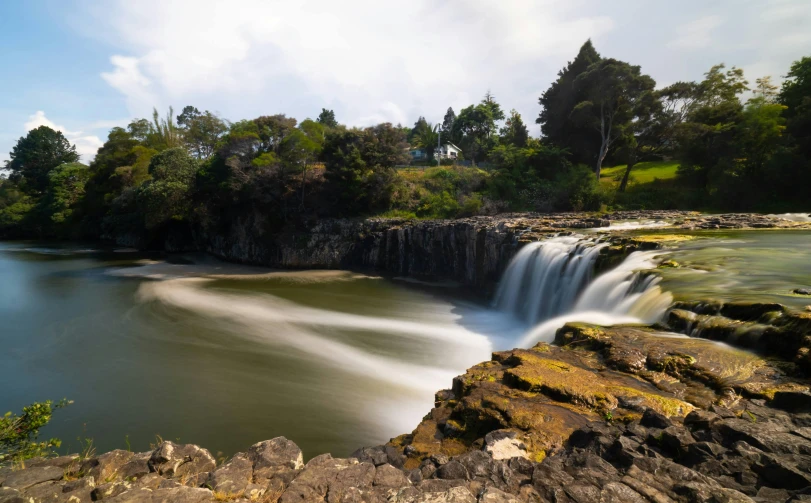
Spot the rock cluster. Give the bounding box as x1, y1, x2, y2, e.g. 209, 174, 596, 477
672, 213, 811, 230
667, 301, 811, 373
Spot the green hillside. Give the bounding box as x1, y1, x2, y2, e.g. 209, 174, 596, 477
600, 161, 680, 187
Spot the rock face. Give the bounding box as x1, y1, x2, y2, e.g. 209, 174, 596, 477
200, 214, 612, 294
390, 324, 807, 467
666, 300, 811, 373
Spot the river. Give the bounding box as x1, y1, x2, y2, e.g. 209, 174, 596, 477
1, 229, 810, 459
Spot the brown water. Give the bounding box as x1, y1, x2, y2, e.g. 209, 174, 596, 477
0, 243, 524, 459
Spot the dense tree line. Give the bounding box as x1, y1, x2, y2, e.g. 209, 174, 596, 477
2, 45, 810, 244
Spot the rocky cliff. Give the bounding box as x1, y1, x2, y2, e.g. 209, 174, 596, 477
199, 214, 611, 294
185, 212, 811, 294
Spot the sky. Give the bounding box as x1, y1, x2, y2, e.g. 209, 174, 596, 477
1, 0, 810, 165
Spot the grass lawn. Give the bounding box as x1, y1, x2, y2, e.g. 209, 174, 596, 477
600, 160, 680, 187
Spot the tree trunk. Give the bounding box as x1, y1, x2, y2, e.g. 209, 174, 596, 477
300, 162, 308, 210
595, 104, 609, 180
619, 152, 636, 193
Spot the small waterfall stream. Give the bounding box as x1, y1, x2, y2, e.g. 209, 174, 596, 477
493, 235, 673, 346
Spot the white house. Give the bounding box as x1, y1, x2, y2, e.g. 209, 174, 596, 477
437, 143, 462, 160
408, 143, 463, 162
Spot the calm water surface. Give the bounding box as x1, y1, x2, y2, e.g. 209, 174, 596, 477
0, 243, 522, 458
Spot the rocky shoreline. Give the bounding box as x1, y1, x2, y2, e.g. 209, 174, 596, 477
4, 310, 811, 502
5, 213, 811, 503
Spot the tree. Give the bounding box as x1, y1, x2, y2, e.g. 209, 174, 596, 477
323, 123, 408, 214
537, 40, 602, 166
617, 81, 700, 191
500, 110, 529, 148
137, 148, 199, 229
410, 119, 439, 161
780, 56, 811, 157
409, 116, 429, 143
442, 108, 456, 137
254, 115, 298, 154
127, 119, 152, 143
452, 94, 506, 163
676, 64, 748, 190
150, 107, 183, 150
316, 108, 338, 129
43, 162, 91, 224
177, 106, 201, 128
177, 107, 228, 159
481, 91, 505, 136
571, 58, 656, 178
286, 119, 326, 207
4, 126, 80, 192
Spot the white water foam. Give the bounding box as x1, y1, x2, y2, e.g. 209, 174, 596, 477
490, 237, 673, 346
769, 213, 811, 223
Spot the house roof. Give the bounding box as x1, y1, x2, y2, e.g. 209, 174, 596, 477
444, 142, 462, 151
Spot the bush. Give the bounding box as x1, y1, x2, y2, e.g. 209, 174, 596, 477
1, 399, 70, 467
417, 191, 461, 218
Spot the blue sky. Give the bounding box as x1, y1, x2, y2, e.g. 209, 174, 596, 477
2, 0, 810, 165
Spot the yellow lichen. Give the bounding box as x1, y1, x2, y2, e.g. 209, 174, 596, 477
633, 234, 696, 243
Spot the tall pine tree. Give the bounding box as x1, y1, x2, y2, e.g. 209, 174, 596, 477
537, 40, 602, 166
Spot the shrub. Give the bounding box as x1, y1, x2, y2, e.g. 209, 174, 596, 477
1, 399, 71, 467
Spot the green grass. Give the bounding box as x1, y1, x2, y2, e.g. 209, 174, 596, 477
600, 161, 680, 187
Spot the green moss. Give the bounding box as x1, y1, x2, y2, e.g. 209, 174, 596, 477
633, 234, 696, 243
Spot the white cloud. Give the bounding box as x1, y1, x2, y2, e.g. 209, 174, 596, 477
668, 15, 723, 50
24, 111, 104, 162
88, 0, 613, 129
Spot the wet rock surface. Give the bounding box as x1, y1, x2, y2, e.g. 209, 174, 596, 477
667, 300, 811, 373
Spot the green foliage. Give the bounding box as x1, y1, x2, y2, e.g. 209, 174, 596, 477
323, 124, 409, 215
0, 179, 35, 235
43, 162, 91, 224
4, 126, 80, 193
537, 40, 602, 167
150, 107, 184, 150
1, 399, 71, 467
316, 109, 338, 129
138, 148, 199, 229
500, 110, 529, 148
177, 106, 228, 159
446, 92, 508, 164
571, 58, 656, 177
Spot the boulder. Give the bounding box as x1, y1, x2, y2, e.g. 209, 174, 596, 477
148, 442, 216, 479
82, 450, 135, 483
246, 437, 303, 482
372, 464, 411, 488
205, 454, 252, 493
1, 466, 64, 490
482, 431, 528, 461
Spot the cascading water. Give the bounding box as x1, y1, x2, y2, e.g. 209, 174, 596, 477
493, 236, 608, 324
493, 235, 673, 346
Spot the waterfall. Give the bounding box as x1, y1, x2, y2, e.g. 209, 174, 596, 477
493, 236, 673, 347
494, 236, 608, 324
